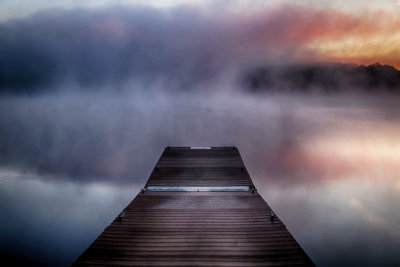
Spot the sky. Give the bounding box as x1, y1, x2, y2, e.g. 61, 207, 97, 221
0, 0, 399, 81
1, 0, 399, 19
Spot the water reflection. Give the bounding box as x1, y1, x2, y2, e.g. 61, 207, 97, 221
251, 106, 400, 266
0, 171, 141, 266
0, 94, 399, 266
260, 175, 400, 266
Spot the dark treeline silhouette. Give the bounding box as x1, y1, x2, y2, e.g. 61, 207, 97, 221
243, 63, 400, 94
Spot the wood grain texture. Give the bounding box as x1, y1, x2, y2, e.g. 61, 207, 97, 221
73, 147, 315, 266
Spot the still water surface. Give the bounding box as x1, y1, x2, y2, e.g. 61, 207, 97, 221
0, 94, 399, 266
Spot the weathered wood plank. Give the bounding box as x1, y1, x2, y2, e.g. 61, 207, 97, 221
73, 147, 314, 266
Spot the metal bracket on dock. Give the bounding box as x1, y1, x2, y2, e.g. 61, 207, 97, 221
248, 186, 256, 194
270, 210, 275, 221
144, 186, 256, 192
117, 211, 125, 222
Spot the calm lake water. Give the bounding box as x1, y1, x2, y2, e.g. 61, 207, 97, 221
0, 93, 399, 266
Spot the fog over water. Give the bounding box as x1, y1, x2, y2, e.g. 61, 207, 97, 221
0, 90, 399, 266
1, 3, 400, 267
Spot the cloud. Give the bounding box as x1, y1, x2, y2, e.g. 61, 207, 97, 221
0, 4, 400, 93
0, 6, 234, 92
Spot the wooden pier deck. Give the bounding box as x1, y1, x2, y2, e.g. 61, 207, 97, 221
73, 147, 315, 266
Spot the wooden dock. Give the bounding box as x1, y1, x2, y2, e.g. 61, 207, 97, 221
73, 147, 315, 266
